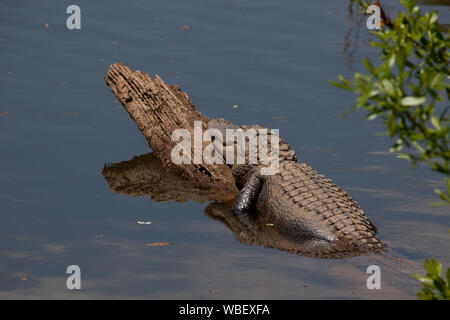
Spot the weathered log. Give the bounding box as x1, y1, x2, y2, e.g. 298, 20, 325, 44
104, 62, 238, 195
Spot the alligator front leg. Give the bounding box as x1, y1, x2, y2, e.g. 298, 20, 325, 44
233, 174, 264, 216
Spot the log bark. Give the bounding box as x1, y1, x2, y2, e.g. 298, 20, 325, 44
104, 62, 238, 195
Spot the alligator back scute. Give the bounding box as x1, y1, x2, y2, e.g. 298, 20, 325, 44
257, 161, 385, 258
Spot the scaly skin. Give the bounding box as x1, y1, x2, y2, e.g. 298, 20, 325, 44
208, 118, 385, 258
251, 161, 383, 258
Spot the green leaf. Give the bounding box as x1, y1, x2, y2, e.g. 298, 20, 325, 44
397, 153, 411, 160
431, 115, 441, 130
429, 11, 439, 25
364, 58, 376, 75
414, 274, 434, 288
397, 47, 407, 73
412, 141, 425, 154
370, 41, 385, 48
409, 132, 425, 141
381, 79, 395, 96
329, 79, 351, 90
433, 278, 447, 297
387, 53, 396, 71
400, 96, 426, 106
435, 188, 450, 202
446, 268, 450, 289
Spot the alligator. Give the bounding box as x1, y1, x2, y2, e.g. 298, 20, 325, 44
207, 118, 385, 258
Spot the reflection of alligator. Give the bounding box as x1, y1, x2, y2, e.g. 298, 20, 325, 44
207, 118, 385, 258
102, 152, 384, 258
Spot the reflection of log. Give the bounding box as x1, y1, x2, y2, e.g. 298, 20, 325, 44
104, 63, 238, 194
102, 153, 235, 203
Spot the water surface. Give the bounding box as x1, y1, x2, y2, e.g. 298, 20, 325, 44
0, 0, 449, 299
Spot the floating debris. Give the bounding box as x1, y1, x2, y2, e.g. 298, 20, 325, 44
137, 221, 153, 225
145, 242, 174, 247
232, 104, 239, 109
182, 25, 192, 29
